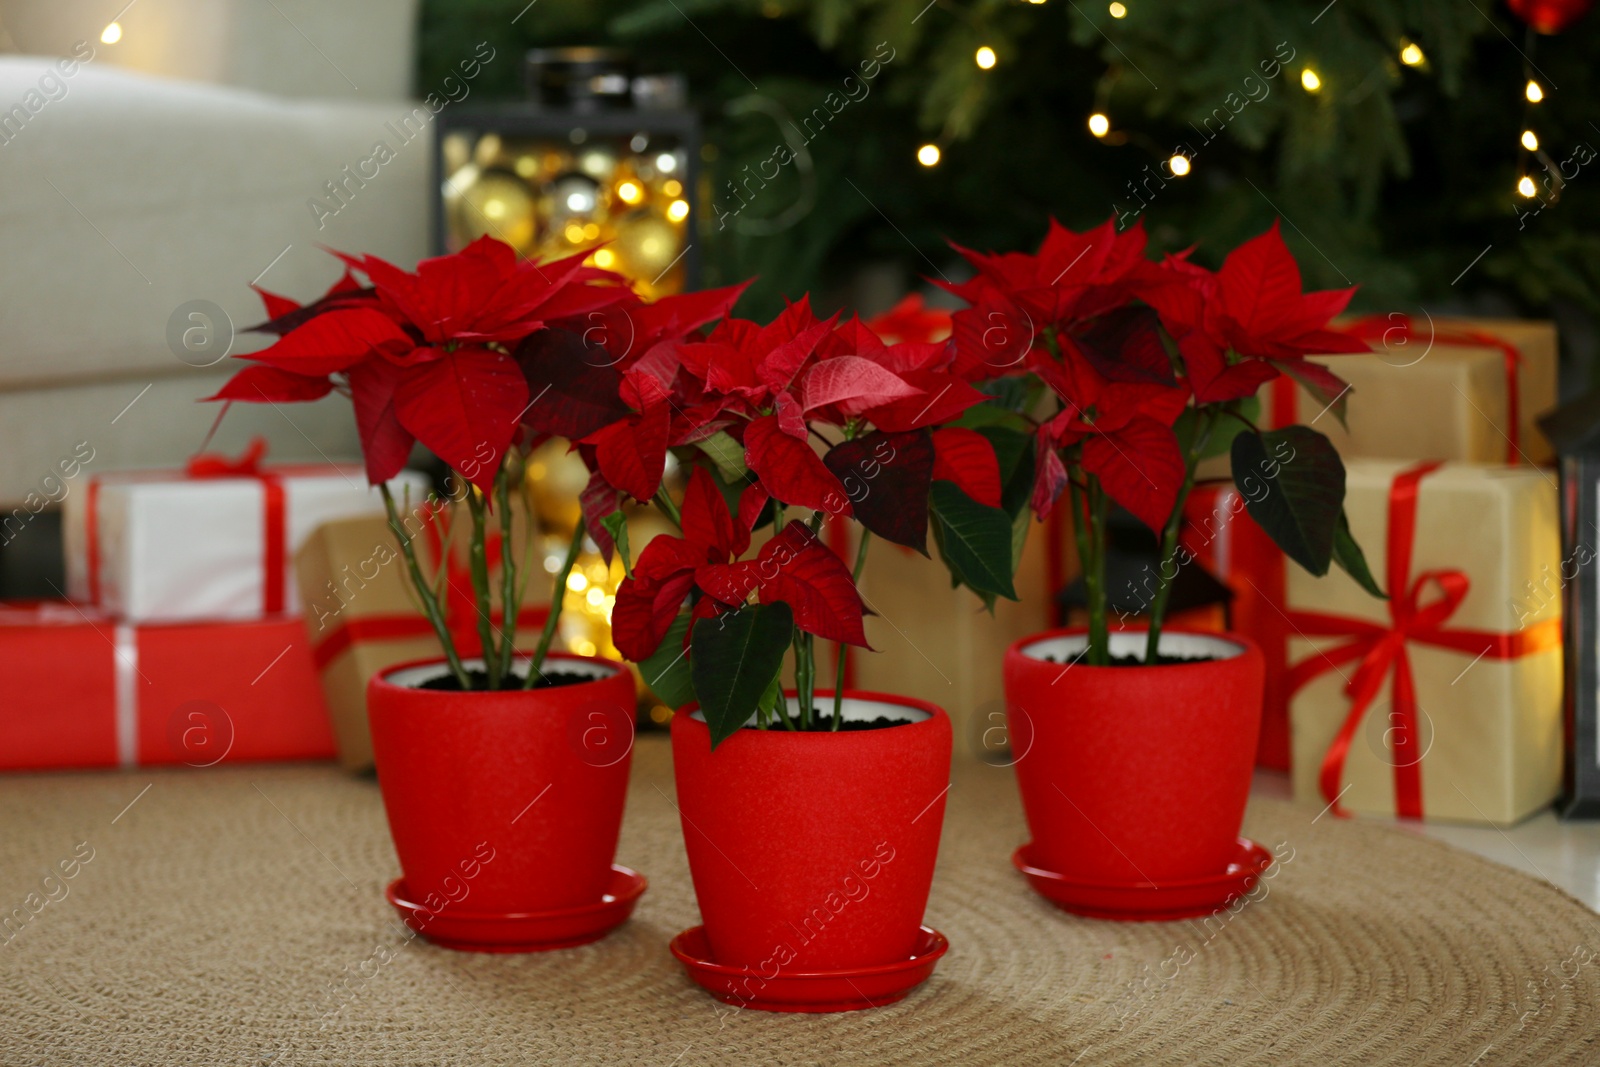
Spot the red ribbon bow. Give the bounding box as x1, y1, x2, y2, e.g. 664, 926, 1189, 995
185, 436, 271, 479
1283, 461, 1561, 819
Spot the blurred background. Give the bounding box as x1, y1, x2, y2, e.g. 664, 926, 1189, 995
409, 0, 1600, 362
0, 0, 1595, 571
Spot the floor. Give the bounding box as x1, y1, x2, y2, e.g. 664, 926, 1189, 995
1253, 769, 1600, 912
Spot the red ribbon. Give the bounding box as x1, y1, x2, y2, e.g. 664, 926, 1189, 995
311, 607, 551, 670
418, 501, 488, 653
184, 437, 287, 614
1339, 316, 1526, 464
1283, 461, 1561, 818
85, 438, 291, 613
85, 477, 104, 606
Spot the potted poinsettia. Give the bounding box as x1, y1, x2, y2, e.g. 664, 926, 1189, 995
210, 236, 738, 950
523, 298, 1019, 1009
944, 219, 1384, 917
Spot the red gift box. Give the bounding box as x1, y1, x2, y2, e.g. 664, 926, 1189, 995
0, 602, 336, 771
1181, 484, 1293, 770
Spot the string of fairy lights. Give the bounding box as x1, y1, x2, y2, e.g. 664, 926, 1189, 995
915, 0, 1556, 209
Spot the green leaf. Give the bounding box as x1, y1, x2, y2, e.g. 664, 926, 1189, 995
956, 400, 1032, 434
755, 668, 784, 722
1010, 504, 1031, 581
690, 601, 794, 749
1332, 510, 1386, 599
693, 431, 749, 483
1177, 396, 1259, 460
638, 611, 694, 711
1231, 427, 1346, 577
974, 375, 1044, 416
929, 480, 1018, 601
977, 424, 1036, 520
599, 512, 631, 574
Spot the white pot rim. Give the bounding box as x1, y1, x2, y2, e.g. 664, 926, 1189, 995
381, 654, 622, 691
1019, 630, 1247, 665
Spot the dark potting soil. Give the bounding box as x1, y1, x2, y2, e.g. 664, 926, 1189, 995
1040, 653, 1219, 667
418, 669, 595, 692
758, 715, 912, 732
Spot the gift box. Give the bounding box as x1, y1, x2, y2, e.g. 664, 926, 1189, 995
1285, 460, 1563, 825
296, 514, 553, 771
62, 440, 429, 622
844, 514, 1062, 758
1180, 483, 1292, 769
0, 602, 336, 772
1327, 316, 1558, 465
1196, 317, 1558, 480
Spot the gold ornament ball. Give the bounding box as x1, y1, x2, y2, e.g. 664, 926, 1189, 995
525, 439, 591, 530
451, 169, 536, 252
613, 213, 682, 277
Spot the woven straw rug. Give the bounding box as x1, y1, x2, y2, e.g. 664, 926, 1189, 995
2, 737, 1597, 1066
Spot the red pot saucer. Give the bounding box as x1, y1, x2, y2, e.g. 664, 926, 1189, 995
669, 924, 948, 1013
1013, 838, 1273, 922
385, 864, 646, 953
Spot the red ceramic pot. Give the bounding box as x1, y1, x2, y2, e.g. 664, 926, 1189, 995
1003, 628, 1263, 883
670, 691, 951, 972
368, 654, 636, 915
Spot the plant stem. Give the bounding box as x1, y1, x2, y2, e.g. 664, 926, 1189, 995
832, 528, 871, 729
775, 702, 799, 730
465, 487, 501, 688
1145, 406, 1215, 663
653, 486, 682, 528
790, 511, 830, 730
380, 484, 470, 689
495, 466, 519, 685
1067, 465, 1107, 667
794, 630, 814, 730
1085, 475, 1110, 665
523, 520, 586, 689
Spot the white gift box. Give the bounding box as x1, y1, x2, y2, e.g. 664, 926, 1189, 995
63, 462, 429, 622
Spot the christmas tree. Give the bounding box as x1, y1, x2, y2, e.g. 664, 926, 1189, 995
420, 0, 1598, 382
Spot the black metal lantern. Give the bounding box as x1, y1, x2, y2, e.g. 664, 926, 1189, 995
1539, 395, 1600, 817
432, 48, 701, 299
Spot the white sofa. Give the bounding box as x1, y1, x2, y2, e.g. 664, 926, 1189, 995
0, 37, 430, 505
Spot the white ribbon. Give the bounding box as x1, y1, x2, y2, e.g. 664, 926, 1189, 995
114, 623, 138, 768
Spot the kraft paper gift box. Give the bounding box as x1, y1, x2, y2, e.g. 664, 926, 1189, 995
844, 516, 1061, 758
1285, 460, 1563, 825
296, 514, 552, 771
0, 602, 335, 772
1327, 316, 1558, 465
62, 444, 428, 623
1196, 317, 1558, 480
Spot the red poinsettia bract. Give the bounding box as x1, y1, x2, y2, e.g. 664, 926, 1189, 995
580, 296, 988, 520
208, 236, 628, 491
1027, 336, 1189, 530
944, 216, 1365, 531
610, 467, 869, 661
1140, 222, 1367, 404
